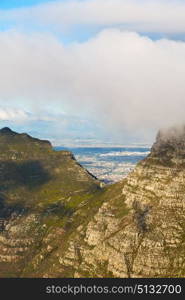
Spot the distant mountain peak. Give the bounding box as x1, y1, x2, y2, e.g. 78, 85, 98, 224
0, 127, 53, 155
0, 127, 17, 135
149, 125, 185, 165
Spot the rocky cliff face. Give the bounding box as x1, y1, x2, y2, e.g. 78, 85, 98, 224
0, 126, 185, 278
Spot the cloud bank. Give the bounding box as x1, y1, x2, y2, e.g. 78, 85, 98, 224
0, 107, 30, 122
1, 0, 185, 34
0, 29, 185, 140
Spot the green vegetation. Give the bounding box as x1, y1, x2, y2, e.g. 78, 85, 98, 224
0, 127, 100, 214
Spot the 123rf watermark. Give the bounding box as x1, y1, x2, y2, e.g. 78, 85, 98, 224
45, 284, 182, 296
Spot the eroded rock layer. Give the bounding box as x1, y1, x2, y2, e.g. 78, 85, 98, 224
0, 126, 185, 278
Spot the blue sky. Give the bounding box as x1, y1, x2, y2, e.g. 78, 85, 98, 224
0, 0, 55, 9
0, 0, 185, 146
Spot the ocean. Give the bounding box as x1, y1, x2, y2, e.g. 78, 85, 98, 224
55, 146, 151, 184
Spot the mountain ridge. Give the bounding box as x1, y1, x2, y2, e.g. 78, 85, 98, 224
0, 127, 185, 277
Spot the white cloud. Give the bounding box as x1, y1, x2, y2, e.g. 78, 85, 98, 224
0, 29, 185, 139
0, 107, 30, 122
1, 0, 185, 34
0, 106, 64, 123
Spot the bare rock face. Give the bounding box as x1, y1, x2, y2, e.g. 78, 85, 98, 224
150, 125, 185, 165
1, 126, 185, 278
47, 127, 185, 278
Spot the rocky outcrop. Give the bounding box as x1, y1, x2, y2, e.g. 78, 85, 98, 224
0, 126, 185, 278
44, 126, 185, 278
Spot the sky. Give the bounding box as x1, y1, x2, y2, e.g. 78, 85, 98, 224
0, 0, 185, 146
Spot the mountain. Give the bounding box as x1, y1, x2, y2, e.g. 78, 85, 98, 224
0, 127, 101, 277
0, 126, 185, 277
